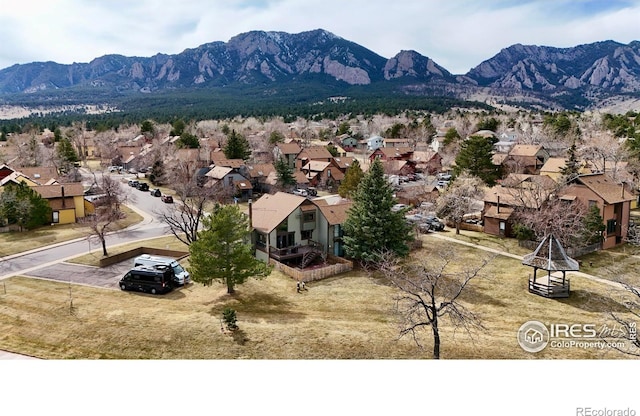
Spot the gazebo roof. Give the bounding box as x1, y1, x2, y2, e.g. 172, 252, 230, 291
521, 234, 579, 271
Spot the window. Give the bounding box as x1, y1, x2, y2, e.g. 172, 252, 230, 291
607, 219, 617, 234
499, 221, 506, 236
301, 230, 313, 240
588, 200, 597, 208
303, 212, 315, 222
256, 232, 267, 249
52, 211, 59, 223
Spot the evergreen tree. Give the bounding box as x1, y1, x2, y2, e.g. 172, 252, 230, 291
454, 135, 501, 186
0, 182, 51, 230
275, 157, 296, 188
141, 120, 155, 137
560, 140, 581, 182
443, 127, 460, 146
149, 159, 166, 186
56, 137, 79, 174
582, 204, 606, 246
188, 205, 272, 294
338, 159, 364, 198
342, 158, 413, 263
175, 132, 200, 149
269, 131, 285, 144
170, 119, 186, 136
223, 129, 252, 160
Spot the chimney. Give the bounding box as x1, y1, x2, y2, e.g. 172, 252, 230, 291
61, 185, 65, 208
496, 194, 500, 214
248, 199, 253, 227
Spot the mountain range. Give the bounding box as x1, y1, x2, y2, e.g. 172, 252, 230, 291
1, 28, 639, 112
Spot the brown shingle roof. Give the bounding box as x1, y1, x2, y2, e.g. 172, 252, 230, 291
251, 192, 306, 233
314, 198, 352, 225
298, 146, 333, 160
17, 167, 59, 184
573, 173, 634, 204
34, 183, 85, 199
508, 144, 543, 157
276, 142, 302, 155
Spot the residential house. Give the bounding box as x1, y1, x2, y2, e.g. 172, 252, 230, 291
335, 134, 358, 151
411, 150, 442, 175
384, 138, 412, 148
364, 135, 384, 151
204, 166, 249, 192
539, 157, 590, 182
313, 195, 352, 257
250, 192, 352, 266
273, 142, 302, 168
502, 144, 550, 175
34, 183, 86, 224
251, 192, 323, 265
482, 174, 557, 238
561, 173, 633, 249
369, 147, 413, 163
301, 160, 345, 188
330, 157, 355, 175
241, 163, 277, 194
295, 146, 333, 169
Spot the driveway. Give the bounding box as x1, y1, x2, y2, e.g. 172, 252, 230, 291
23, 260, 133, 289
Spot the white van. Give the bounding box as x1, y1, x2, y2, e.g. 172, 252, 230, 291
133, 254, 191, 285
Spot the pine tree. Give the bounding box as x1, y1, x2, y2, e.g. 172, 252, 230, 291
223, 129, 252, 160
454, 135, 501, 186
188, 205, 272, 294
582, 204, 606, 246
56, 137, 79, 174
338, 159, 364, 198
560, 141, 581, 182
275, 157, 296, 188
342, 158, 413, 263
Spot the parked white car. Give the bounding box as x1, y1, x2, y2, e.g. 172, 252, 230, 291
293, 189, 308, 197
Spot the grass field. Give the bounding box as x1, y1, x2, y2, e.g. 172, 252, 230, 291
0, 206, 143, 257
1, 232, 637, 359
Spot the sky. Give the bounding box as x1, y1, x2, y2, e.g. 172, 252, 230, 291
0, 0, 640, 74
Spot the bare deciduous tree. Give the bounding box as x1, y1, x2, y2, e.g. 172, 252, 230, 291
511, 197, 587, 248
157, 161, 231, 246
377, 249, 493, 359
86, 174, 127, 256
435, 173, 484, 234
598, 279, 640, 357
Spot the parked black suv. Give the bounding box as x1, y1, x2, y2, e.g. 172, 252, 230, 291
137, 183, 149, 191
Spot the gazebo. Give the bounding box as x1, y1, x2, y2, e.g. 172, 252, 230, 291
522, 234, 579, 298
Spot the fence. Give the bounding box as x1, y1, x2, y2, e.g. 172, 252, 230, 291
270, 255, 353, 282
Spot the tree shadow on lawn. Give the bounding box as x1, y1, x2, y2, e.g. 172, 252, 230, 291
207, 291, 307, 323
557, 289, 629, 314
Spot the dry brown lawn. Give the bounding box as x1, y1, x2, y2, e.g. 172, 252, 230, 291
1, 233, 637, 359
0, 206, 143, 257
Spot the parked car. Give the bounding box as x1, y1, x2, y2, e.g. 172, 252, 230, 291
437, 180, 450, 188
150, 188, 161, 197
423, 215, 445, 231
108, 165, 122, 173
391, 203, 409, 212
161, 195, 174, 203
293, 189, 308, 197
137, 183, 149, 191
437, 173, 452, 181
307, 187, 318, 196
128, 180, 140, 187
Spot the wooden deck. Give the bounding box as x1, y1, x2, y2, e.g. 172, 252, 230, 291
529, 274, 570, 298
